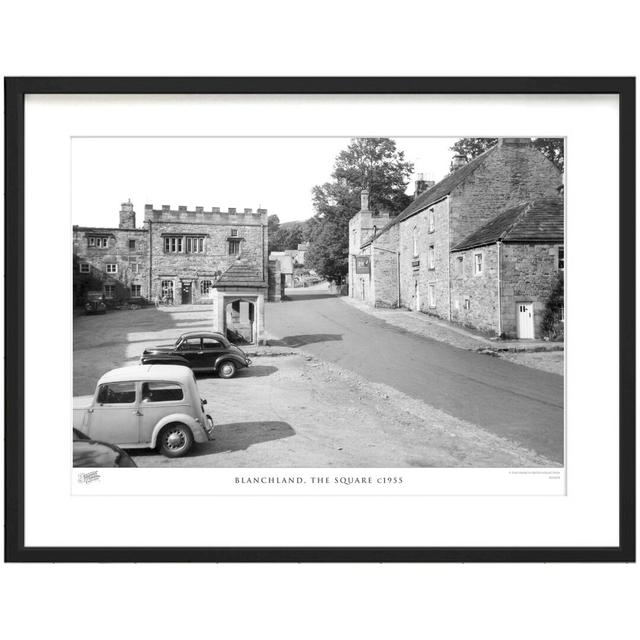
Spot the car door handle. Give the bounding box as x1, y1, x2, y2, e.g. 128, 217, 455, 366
198, 351, 204, 354
133, 410, 142, 416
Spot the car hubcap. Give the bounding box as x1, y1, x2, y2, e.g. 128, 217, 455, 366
165, 430, 185, 450
222, 364, 233, 376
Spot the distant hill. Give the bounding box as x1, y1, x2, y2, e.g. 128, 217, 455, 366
280, 220, 306, 230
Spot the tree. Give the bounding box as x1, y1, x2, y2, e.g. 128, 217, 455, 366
306, 138, 414, 283
267, 214, 282, 252
450, 138, 564, 171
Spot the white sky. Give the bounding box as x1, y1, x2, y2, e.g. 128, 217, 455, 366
71, 137, 460, 226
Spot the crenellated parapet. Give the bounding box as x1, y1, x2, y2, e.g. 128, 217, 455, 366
144, 204, 268, 225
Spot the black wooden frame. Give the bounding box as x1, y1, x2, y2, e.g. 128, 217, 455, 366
4, 77, 635, 562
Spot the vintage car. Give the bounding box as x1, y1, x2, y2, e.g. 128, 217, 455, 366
84, 291, 107, 315
73, 428, 137, 467
73, 364, 214, 457
140, 331, 251, 379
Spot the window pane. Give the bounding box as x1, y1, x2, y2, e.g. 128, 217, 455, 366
97, 382, 136, 404
142, 382, 184, 403
202, 338, 222, 349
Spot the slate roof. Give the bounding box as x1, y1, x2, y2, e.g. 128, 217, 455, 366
215, 260, 267, 288
452, 197, 564, 252
362, 144, 500, 248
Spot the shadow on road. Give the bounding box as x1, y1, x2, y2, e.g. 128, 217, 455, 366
193, 365, 278, 380
283, 293, 338, 301
268, 333, 343, 347
193, 421, 295, 455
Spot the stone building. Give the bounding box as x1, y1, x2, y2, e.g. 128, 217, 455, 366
73, 199, 272, 343
349, 138, 564, 339
450, 198, 564, 338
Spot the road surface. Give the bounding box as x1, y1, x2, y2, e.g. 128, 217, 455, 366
266, 286, 564, 462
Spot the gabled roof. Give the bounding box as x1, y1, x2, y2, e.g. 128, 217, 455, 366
362, 144, 500, 248
215, 260, 266, 288
452, 197, 564, 252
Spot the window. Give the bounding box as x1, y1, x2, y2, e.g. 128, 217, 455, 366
428, 245, 435, 270
558, 245, 564, 270
178, 338, 200, 350
200, 279, 213, 295
473, 251, 483, 275
228, 239, 241, 255
88, 236, 108, 248
202, 338, 223, 350
79, 263, 90, 273
130, 262, 140, 273
559, 302, 565, 322
464, 297, 471, 310
428, 284, 436, 308
185, 236, 205, 253
131, 284, 141, 297
428, 209, 435, 233
106, 263, 118, 273
161, 280, 174, 300
412, 226, 418, 257
104, 285, 115, 299
230, 229, 238, 237
129, 239, 136, 250
97, 382, 136, 404
141, 382, 184, 403
164, 236, 183, 253
456, 255, 463, 276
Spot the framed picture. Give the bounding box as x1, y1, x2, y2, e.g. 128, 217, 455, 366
4, 77, 635, 562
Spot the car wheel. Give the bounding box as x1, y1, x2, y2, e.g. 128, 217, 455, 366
217, 361, 236, 379
158, 423, 193, 458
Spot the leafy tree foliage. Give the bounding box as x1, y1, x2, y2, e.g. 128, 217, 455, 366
306, 138, 413, 283
450, 138, 564, 171
267, 214, 305, 253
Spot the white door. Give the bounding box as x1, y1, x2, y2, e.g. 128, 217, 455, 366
516, 302, 534, 339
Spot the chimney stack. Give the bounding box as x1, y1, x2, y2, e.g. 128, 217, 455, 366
414, 173, 435, 199
498, 138, 531, 147
450, 154, 468, 173
119, 199, 136, 229
360, 189, 370, 212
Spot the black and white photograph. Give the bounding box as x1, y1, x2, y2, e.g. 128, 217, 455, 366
72, 135, 565, 470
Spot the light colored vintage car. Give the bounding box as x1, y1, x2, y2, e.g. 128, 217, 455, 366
73, 364, 214, 458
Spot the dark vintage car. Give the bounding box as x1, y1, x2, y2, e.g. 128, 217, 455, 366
84, 291, 107, 315
73, 428, 137, 467
140, 331, 251, 379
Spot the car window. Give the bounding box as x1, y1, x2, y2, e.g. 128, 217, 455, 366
202, 338, 222, 350
96, 382, 136, 404
141, 382, 184, 402
179, 338, 201, 350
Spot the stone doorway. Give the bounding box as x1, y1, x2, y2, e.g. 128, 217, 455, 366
181, 281, 192, 304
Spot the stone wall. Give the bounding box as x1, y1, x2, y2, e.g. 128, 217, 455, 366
371, 224, 400, 307
398, 197, 449, 317
450, 244, 500, 335
146, 205, 268, 304
73, 226, 150, 305
449, 142, 562, 247
500, 242, 564, 338
267, 259, 283, 302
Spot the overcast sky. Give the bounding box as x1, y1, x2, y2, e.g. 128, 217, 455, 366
71, 137, 460, 227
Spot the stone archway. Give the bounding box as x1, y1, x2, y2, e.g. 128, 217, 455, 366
223, 297, 257, 344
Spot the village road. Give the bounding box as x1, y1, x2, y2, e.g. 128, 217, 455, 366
267, 286, 564, 462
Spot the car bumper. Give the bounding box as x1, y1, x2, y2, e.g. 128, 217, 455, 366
205, 414, 215, 440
